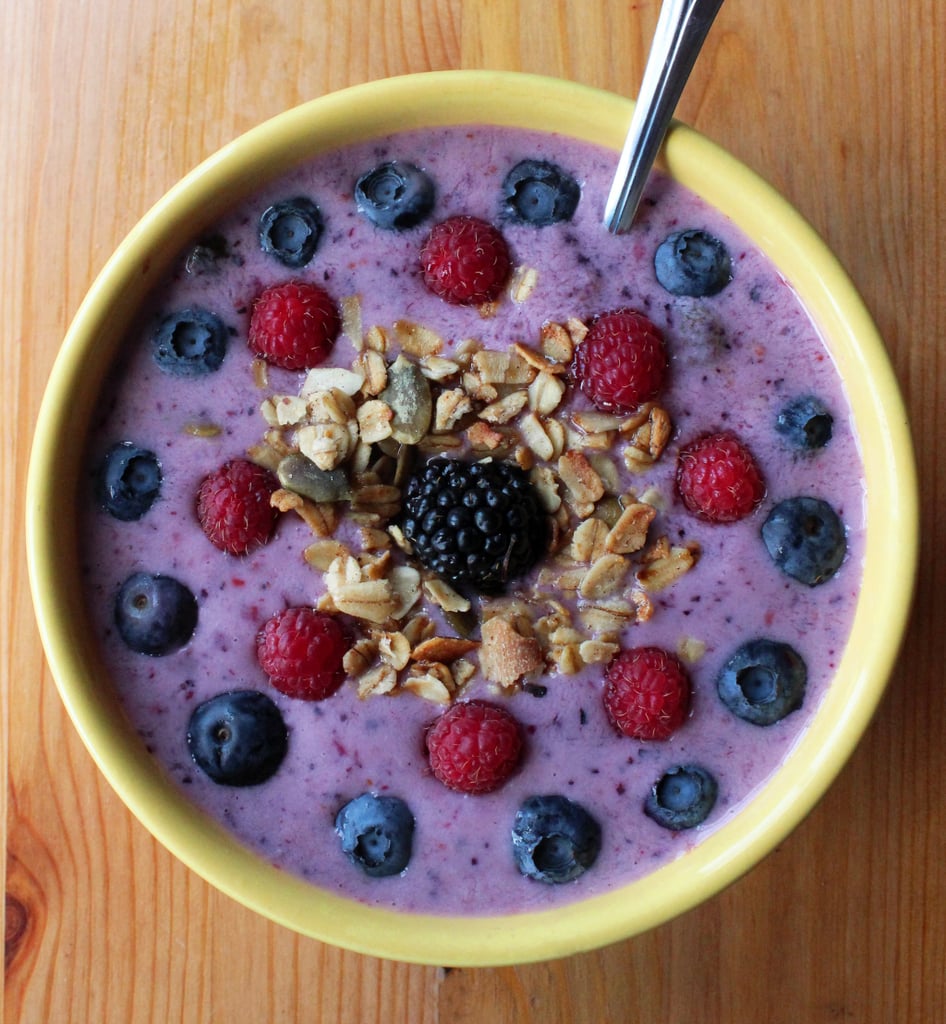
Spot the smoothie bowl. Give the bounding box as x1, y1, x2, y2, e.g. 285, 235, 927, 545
27, 71, 917, 965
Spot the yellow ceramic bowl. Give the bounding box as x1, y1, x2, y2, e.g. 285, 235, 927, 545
27, 71, 917, 965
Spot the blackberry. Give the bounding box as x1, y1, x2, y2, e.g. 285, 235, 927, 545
400, 458, 548, 595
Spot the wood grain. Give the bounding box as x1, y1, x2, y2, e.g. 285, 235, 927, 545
4, 0, 945, 1020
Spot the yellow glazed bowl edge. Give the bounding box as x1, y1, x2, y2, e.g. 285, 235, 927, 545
26, 70, 918, 966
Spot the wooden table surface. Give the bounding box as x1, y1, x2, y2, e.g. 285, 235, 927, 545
4, 1, 944, 1021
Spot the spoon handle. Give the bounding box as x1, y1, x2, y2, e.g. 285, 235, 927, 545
604, 0, 725, 234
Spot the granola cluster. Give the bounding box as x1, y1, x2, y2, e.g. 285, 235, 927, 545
245, 270, 699, 704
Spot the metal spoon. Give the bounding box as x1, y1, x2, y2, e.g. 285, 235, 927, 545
604, 0, 725, 233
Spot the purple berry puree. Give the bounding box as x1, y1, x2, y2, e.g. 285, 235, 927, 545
79, 125, 865, 916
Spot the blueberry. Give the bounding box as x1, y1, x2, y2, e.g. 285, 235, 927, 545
500, 159, 581, 226
114, 571, 198, 656
95, 442, 162, 521
258, 196, 324, 268
335, 792, 415, 878
511, 795, 602, 884
644, 764, 718, 830
152, 308, 228, 377
187, 690, 288, 786
185, 233, 231, 275
775, 395, 834, 451
762, 496, 847, 586
717, 638, 807, 726
654, 228, 732, 297
354, 161, 436, 231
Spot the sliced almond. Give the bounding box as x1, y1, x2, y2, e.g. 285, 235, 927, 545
303, 538, 350, 571
451, 658, 477, 691
579, 602, 636, 635
356, 400, 394, 444
677, 636, 707, 664
332, 579, 399, 623
388, 566, 422, 620
570, 517, 611, 563
543, 417, 567, 459
252, 357, 270, 389
296, 422, 354, 471
549, 625, 584, 646
550, 642, 583, 675
509, 265, 539, 303
417, 433, 464, 453
435, 388, 475, 432
587, 452, 620, 494
512, 341, 565, 376
363, 324, 388, 354
410, 636, 479, 663
270, 487, 303, 514
392, 320, 444, 358
401, 614, 435, 647
420, 355, 461, 382
471, 349, 536, 385
479, 390, 529, 424
579, 553, 628, 599
539, 321, 575, 364
571, 410, 625, 434
565, 317, 588, 346
605, 501, 657, 555
378, 631, 412, 671
246, 440, 284, 473
467, 420, 506, 451
579, 639, 620, 664
529, 465, 561, 513
528, 371, 566, 415
293, 497, 341, 538
357, 662, 399, 699
558, 450, 605, 504
519, 412, 555, 461
423, 578, 471, 613
343, 637, 378, 676
354, 349, 388, 397
302, 367, 365, 398
340, 294, 363, 349
360, 526, 392, 551
637, 541, 699, 592
402, 667, 454, 704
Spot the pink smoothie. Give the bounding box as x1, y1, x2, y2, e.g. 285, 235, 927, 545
79, 125, 864, 916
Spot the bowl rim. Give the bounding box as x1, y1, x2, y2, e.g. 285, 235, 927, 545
26, 69, 919, 965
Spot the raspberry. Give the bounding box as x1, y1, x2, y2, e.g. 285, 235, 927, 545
570, 308, 667, 412
256, 607, 350, 701
248, 279, 340, 370
196, 459, 280, 555
603, 647, 691, 741
676, 431, 766, 523
425, 700, 524, 794
420, 215, 512, 305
